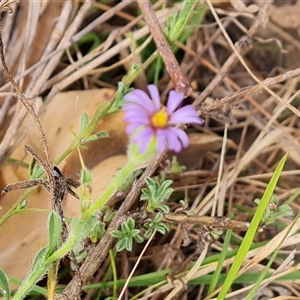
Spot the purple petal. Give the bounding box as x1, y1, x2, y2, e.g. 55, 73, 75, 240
172, 128, 189, 149
164, 128, 182, 153
122, 103, 145, 112
156, 129, 168, 153
169, 105, 203, 125
123, 105, 148, 116
124, 89, 155, 113
147, 84, 161, 111
124, 115, 150, 127
124, 110, 150, 123
132, 127, 154, 153
166, 91, 185, 114
126, 123, 140, 135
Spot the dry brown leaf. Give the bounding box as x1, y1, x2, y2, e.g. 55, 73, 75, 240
0, 170, 49, 284
65, 154, 128, 218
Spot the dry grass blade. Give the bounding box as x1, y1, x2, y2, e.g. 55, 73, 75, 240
194, 1, 270, 108
0, 2, 93, 164
0, 0, 15, 14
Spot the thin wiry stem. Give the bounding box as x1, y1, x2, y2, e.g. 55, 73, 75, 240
0, 32, 52, 170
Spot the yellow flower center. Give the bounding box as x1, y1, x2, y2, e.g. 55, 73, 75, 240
151, 108, 168, 128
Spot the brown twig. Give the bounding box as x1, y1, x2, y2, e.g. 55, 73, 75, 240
0, 23, 52, 173
163, 213, 251, 231
137, 0, 192, 96
201, 67, 300, 115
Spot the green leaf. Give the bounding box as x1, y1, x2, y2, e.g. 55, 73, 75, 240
13, 247, 49, 300
144, 213, 169, 237
155, 223, 168, 235
169, 156, 186, 174
141, 177, 173, 212
111, 230, 124, 239
127, 217, 135, 230
80, 130, 109, 144
45, 217, 94, 264
107, 81, 128, 114
157, 204, 170, 213
164, 0, 197, 43
89, 222, 105, 243
31, 247, 48, 274
112, 218, 143, 252
46, 211, 62, 258
208, 229, 232, 295
121, 221, 130, 232
80, 167, 92, 185
80, 112, 89, 133
125, 237, 133, 251
115, 238, 127, 252
144, 177, 154, 187
133, 234, 144, 244
0, 268, 10, 300
278, 204, 293, 217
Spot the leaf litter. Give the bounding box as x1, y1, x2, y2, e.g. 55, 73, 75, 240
0, 0, 300, 299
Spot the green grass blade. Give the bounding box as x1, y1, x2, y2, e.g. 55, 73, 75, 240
208, 229, 232, 295
217, 152, 288, 299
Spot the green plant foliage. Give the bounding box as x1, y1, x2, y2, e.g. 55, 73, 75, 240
13, 247, 49, 300
254, 196, 293, 225
0, 267, 10, 300
143, 213, 170, 239
30, 247, 48, 275
79, 112, 89, 133
112, 218, 144, 252
46, 211, 63, 258
80, 130, 109, 144
140, 177, 173, 213
164, 0, 197, 43
169, 156, 186, 174
79, 167, 93, 212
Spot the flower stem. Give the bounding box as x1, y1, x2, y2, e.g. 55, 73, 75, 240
82, 160, 137, 220
13, 266, 48, 300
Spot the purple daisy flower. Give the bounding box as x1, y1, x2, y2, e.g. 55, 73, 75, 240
123, 84, 204, 153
